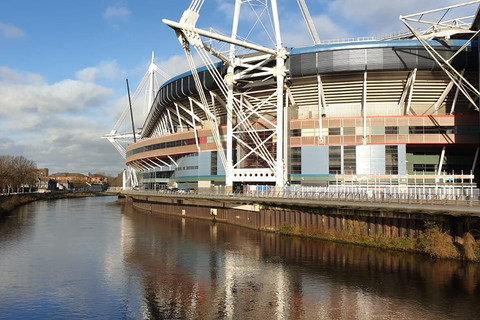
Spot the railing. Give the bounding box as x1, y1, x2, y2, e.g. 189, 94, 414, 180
318, 30, 415, 45
125, 184, 480, 208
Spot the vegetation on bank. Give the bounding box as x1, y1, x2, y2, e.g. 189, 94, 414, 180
0, 192, 107, 217
279, 221, 480, 262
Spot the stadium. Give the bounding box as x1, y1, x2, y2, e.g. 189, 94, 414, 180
118, 1, 480, 196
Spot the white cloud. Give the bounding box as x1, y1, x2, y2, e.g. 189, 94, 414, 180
104, 5, 131, 24
0, 67, 123, 174
0, 67, 43, 85
281, 13, 349, 47
0, 114, 125, 175
0, 22, 25, 39
76, 60, 126, 83
157, 55, 192, 80
0, 73, 113, 116
326, 0, 464, 36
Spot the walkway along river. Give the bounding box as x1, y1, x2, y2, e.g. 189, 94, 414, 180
0, 196, 479, 319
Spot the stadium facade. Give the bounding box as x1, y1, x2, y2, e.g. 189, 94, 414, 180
124, 1, 480, 194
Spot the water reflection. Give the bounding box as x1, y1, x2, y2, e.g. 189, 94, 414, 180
0, 197, 478, 319
0, 197, 145, 319
122, 203, 480, 319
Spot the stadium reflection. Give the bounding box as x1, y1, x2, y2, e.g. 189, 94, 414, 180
121, 203, 480, 319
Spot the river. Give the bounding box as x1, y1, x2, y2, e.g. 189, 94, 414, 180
0, 196, 479, 319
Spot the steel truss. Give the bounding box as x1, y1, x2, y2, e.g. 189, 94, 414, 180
163, 0, 288, 188
400, 1, 480, 112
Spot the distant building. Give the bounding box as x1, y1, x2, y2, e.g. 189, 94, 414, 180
37, 168, 49, 178
37, 177, 56, 192
90, 175, 108, 183
56, 180, 73, 191
87, 182, 109, 192
46, 172, 109, 191
49, 172, 90, 182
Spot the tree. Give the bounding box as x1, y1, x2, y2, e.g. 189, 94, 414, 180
0, 155, 37, 193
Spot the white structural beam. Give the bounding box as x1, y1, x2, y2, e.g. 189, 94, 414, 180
472, 147, 480, 173
401, 1, 480, 20
102, 52, 171, 190
297, 0, 321, 45
163, 19, 278, 55
317, 74, 325, 142
165, 0, 289, 188
400, 3, 480, 111
362, 70, 367, 143
406, 68, 417, 115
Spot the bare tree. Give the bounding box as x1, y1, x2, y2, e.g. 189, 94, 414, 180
15, 156, 37, 192
0, 155, 37, 194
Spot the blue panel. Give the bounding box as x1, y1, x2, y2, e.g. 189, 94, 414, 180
302, 146, 329, 175
197, 152, 211, 176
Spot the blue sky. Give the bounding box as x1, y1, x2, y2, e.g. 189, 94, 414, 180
0, 0, 466, 175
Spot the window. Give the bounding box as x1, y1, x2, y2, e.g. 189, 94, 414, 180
328, 128, 341, 136
385, 126, 398, 134
290, 147, 301, 174
385, 145, 398, 174
409, 126, 423, 134
211, 151, 217, 176
344, 146, 356, 174
329, 146, 341, 174
291, 129, 301, 137
343, 127, 355, 135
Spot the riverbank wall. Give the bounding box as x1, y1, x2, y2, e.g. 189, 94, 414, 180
123, 191, 480, 260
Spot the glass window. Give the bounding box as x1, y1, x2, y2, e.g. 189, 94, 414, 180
385, 126, 398, 134
211, 151, 217, 176
329, 146, 341, 174
343, 127, 355, 135
290, 147, 301, 174
344, 146, 356, 174
291, 129, 301, 137
385, 145, 398, 174
328, 128, 341, 136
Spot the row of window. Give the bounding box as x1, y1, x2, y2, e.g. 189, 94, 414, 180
127, 138, 207, 157
142, 171, 173, 179
177, 166, 199, 171
290, 146, 400, 175
292, 125, 479, 137
184, 152, 199, 158
329, 146, 359, 174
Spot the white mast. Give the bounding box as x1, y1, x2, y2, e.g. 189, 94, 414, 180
164, 0, 289, 189
102, 52, 171, 189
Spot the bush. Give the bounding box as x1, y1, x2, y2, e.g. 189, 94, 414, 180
462, 232, 478, 261
279, 223, 294, 235
417, 223, 458, 259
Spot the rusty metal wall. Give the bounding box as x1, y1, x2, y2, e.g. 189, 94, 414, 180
127, 195, 479, 240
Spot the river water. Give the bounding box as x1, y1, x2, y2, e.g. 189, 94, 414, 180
0, 196, 479, 319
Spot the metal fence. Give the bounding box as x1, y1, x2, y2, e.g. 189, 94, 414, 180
241, 184, 479, 205
117, 183, 480, 207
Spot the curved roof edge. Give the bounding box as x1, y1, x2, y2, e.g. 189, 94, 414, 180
290, 39, 477, 55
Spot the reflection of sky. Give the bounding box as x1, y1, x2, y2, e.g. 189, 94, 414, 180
0, 196, 145, 319
1, 197, 480, 319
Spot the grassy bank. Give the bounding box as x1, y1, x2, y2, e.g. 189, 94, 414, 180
279, 222, 480, 262
0, 192, 108, 217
